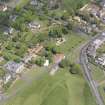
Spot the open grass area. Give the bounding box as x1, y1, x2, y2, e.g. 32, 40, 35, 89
98, 84, 105, 104
90, 63, 105, 82
1, 32, 97, 105
3, 69, 96, 105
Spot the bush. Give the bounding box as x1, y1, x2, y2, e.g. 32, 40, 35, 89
35, 57, 44, 66
59, 59, 70, 68
69, 64, 81, 75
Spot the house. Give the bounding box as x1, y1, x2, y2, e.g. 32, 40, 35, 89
4, 61, 24, 74
22, 44, 43, 63
28, 44, 43, 55
3, 73, 12, 84
87, 34, 105, 58
96, 54, 105, 66
9, 15, 18, 22
92, 36, 105, 49
43, 60, 49, 67
53, 53, 65, 64
87, 44, 96, 58
28, 21, 41, 30
4, 27, 14, 35
30, 0, 38, 6
0, 4, 7, 12
22, 55, 33, 63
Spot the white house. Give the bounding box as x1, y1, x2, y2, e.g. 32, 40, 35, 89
96, 54, 105, 66
43, 60, 49, 67
28, 21, 41, 30
93, 39, 103, 49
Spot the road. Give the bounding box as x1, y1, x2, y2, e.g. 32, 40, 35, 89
80, 33, 105, 105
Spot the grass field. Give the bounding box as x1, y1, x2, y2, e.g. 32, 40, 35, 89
2, 32, 97, 105
99, 84, 105, 104
90, 63, 105, 82
3, 69, 96, 105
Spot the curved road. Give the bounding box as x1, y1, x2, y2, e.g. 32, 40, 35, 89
80, 33, 105, 105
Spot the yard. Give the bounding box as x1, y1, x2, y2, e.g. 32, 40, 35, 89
90, 63, 105, 82
98, 84, 105, 104
3, 69, 96, 105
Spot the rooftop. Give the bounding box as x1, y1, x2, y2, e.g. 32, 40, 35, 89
53, 53, 65, 64
4, 61, 24, 73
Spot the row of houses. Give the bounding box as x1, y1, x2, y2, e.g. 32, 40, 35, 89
87, 32, 105, 66
95, 54, 105, 66
87, 32, 105, 58
0, 44, 44, 88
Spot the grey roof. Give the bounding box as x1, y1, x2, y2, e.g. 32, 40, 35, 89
30, 0, 38, 5
4, 61, 24, 73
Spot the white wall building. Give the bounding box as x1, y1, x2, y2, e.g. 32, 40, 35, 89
96, 54, 105, 66
44, 60, 49, 67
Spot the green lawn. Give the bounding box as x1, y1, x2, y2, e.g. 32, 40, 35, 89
99, 84, 105, 104
90, 63, 105, 82
3, 69, 96, 105
58, 34, 85, 53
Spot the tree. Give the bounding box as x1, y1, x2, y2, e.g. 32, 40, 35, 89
48, 25, 63, 38
0, 11, 10, 26
69, 64, 81, 74
51, 47, 60, 54
35, 57, 44, 66
61, 11, 70, 20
